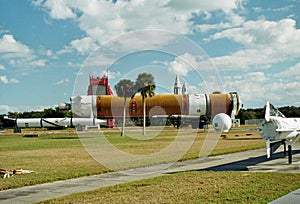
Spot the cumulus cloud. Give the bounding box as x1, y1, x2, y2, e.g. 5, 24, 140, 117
0, 34, 32, 58
0, 34, 47, 72
197, 12, 244, 33
211, 19, 300, 48
0, 75, 19, 84
33, 0, 241, 43
224, 71, 300, 107
273, 63, 300, 80
0, 75, 8, 84
224, 72, 269, 107
167, 53, 199, 76
28, 59, 47, 67
208, 18, 300, 71
55, 78, 70, 85
58, 37, 99, 55
40, 0, 77, 19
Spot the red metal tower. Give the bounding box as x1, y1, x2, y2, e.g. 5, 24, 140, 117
87, 75, 114, 96
87, 74, 115, 127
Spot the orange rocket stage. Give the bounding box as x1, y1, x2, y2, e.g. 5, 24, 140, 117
72, 92, 241, 120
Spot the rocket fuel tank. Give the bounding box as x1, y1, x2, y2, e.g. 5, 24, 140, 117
71, 92, 241, 119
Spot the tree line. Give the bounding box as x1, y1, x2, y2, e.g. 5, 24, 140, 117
1, 108, 71, 120
237, 105, 300, 124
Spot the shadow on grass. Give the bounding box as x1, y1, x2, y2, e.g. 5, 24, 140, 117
166, 149, 300, 174
199, 149, 300, 172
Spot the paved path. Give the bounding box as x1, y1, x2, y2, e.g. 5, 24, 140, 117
1, 145, 300, 203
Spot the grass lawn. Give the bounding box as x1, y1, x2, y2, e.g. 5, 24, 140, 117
0, 126, 265, 191
37, 171, 300, 204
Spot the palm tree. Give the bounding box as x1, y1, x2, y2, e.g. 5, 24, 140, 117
114, 79, 134, 136
132, 73, 156, 135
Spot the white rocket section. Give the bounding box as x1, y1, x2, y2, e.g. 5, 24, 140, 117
71, 95, 97, 118
188, 94, 207, 115
15, 118, 106, 128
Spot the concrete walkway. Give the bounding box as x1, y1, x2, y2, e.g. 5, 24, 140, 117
1, 145, 300, 203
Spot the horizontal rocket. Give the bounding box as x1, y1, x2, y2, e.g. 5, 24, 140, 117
7, 118, 106, 129
71, 92, 242, 119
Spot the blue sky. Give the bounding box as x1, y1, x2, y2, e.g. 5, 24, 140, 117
0, 0, 300, 114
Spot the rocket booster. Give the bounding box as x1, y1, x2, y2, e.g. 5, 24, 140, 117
71, 92, 242, 119
10, 118, 106, 129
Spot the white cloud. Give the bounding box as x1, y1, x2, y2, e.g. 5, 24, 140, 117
197, 12, 244, 33
167, 53, 197, 76
106, 70, 121, 79
7, 58, 47, 68
55, 78, 70, 85
0, 75, 19, 84
0, 34, 47, 72
38, 48, 56, 58
67, 61, 82, 68
9, 78, 19, 84
0, 34, 32, 58
70, 37, 98, 53
0, 64, 5, 70
34, 0, 241, 43
273, 5, 294, 12
0, 75, 8, 84
161, 0, 239, 12
208, 18, 300, 71
253, 7, 263, 13
224, 72, 269, 107
28, 59, 47, 67
211, 19, 300, 48
274, 63, 300, 80
224, 71, 300, 108
58, 37, 99, 55
43, 0, 77, 19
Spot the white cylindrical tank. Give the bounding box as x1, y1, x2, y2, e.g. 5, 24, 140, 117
16, 118, 43, 128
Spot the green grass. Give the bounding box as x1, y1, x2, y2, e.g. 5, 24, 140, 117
0, 126, 265, 191
0, 132, 108, 190
37, 171, 300, 204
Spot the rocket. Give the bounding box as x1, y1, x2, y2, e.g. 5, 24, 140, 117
260, 102, 300, 164
4, 117, 106, 131
71, 92, 242, 129
71, 75, 242, 128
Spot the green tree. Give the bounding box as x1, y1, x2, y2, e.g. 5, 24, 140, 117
132, 73, 156, 135
115, 79, 135, 136
0, 115, 4, 128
